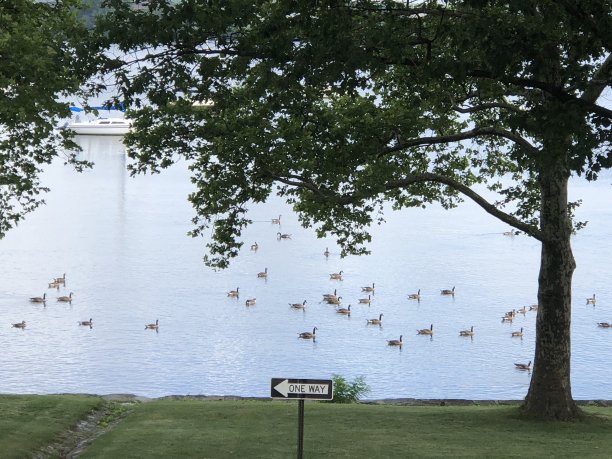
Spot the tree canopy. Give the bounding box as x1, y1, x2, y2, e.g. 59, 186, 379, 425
0, 0, 90, 237
90, 0, 611, 264
85, 0, 612, 420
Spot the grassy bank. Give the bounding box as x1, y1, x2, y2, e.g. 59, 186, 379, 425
84, 400, 612, 458
1, 396, 611, 458
0, 395, 104, 459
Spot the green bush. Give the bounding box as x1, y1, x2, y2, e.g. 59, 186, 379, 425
328, 375, 370, 403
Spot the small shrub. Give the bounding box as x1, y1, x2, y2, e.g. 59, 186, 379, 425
328, 375, 370, 403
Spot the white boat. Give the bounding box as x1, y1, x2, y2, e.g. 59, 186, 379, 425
66, 117, 132, 136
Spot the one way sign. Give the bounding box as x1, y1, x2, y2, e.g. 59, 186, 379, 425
271, 378, 334, 400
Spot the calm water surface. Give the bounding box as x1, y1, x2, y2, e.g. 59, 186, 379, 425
0, 137, 610, 400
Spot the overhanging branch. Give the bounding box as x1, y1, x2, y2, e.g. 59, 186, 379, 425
379, 127, 539, 157
265, 169, 543, 242
469, 69, 612, 119
380, 172, 543, 242
452, 101, 524, 115
581, 54, 612, 104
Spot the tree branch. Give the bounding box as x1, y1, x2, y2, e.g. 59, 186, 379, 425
581, 53, 612, 104
452, 101, 524, 114
265, 170, 542, 242
341, 4, 471, 19
469, 69, 612, 119
378, 172, 543, 241
379, 127, 539, 157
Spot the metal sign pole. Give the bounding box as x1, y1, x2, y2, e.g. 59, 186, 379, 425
297, 399, 305, 459
270, 378, 333, 458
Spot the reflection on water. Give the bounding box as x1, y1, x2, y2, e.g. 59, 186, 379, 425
0, 136, 611, 399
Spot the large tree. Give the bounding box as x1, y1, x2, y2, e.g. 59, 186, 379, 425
0, 0, 91, 237
87, 1, 612, 420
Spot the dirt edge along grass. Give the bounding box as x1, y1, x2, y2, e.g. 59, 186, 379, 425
32, 398, 137, 459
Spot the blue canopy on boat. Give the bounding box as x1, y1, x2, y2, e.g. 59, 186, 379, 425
70, 103, 126, 113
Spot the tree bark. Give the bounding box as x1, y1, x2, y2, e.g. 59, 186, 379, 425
521, 159, 582, 420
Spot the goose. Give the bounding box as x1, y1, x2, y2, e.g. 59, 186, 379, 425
322, 289, 337, 301
54, 273, 66, 284
408, 289, 421, 300
511, 327, 524, 337
417, 324, 434, 335
271, 215, 281, 224
517, 306, 528, 315
597, 322, 611, 328
78, 318, 93, 326
502, 310, 515, 321
587, 294, 596, 305
367, 313, 383, 325
245, 298, 257, 306
298, 327, 317, 339
441, 286, 455, 295
361, 283, 375, 292
358, 295, 372, 304
250, 242, 259, 251
290, 300, 307, 309
336, 304, 351, 315
329, 270, 343, 280
514, 361, 531, 371
257, 268, 268, 278
48, 281, 60, 289
387, 335, 403, 346
459, 326, 474, 337
30, 293, 46, 303
227, 287, 239, 297
12, 320, 26, 329
57, 292, 73, 302
145, 319, 159, 330
529, 304, 539, 311
277, 232, 291, 239
326, 296, 342, 305
323, 248, 330, 257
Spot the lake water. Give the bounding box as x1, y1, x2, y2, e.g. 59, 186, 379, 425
0, 136, 610, 400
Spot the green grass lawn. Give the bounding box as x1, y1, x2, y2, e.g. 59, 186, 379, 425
0, 395, 104, 459
82, 400, 612, 458
0, 396, 611, 458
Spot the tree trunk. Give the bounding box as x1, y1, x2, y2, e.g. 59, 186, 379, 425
521, 161, 582, 421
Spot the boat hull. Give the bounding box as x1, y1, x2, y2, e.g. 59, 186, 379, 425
66, 118, 131, 136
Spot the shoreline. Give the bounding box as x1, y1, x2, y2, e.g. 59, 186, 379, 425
70, 394, 608, 407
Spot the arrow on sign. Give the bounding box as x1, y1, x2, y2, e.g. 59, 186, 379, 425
274, 379, 291, 397
272, 379, 331, 398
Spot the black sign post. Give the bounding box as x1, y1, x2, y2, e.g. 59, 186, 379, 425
297, 398, 305, 458
271, 378, 334, 458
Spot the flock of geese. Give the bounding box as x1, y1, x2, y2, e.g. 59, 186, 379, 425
224, 216, 586, 373
229, 268, 537, 371
20, 273, 160, 331
381, 289, 536, 371
19, 216, 604, 378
